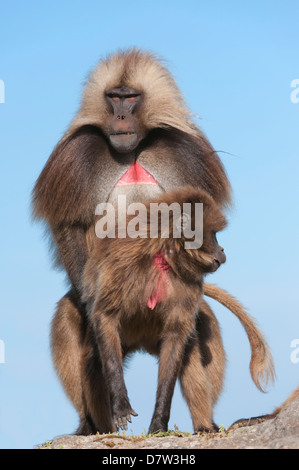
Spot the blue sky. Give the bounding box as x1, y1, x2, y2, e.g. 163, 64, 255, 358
0, 0, 299, 449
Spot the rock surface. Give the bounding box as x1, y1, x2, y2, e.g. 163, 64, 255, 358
40, 399, 299, 450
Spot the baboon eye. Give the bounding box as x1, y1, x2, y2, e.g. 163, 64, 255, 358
107, 93, 121, 101
126, 95, 138, 102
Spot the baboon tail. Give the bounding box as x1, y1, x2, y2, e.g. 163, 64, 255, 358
203, 283, 275, 392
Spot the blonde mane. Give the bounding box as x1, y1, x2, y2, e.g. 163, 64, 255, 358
67, 48, 200, 138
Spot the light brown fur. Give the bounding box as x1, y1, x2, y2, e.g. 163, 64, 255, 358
66, 48, 202, 142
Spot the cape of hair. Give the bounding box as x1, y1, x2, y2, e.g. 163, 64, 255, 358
32, 48, 232, 227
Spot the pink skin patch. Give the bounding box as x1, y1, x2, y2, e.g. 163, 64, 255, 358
116, 161, 158, 185
147, 252, 171, 310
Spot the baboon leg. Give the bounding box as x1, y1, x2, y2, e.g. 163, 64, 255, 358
51, 290, 114, 434
148, 308, 193, 434
179, 299, 226, 433
81, 324, 115, 433
179, 338, 215, 432
90, 306, 137, 431
148, 339, 186, 433
198, 299, 226, 408
51, 291, 86, 424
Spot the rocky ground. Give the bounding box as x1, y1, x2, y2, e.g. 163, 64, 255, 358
39, 398, 299, 450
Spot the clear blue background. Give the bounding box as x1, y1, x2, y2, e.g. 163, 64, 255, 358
0, 0, 298, 449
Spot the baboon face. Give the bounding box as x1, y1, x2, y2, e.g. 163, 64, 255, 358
104, 86, 146, 153
200, 230, 226, 272
159, 189, 227, 281
164, 228, 226, 282
199, 202, 227, 273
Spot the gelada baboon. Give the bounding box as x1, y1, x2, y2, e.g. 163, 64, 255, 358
82, 186, 274, 433
32, 48, 231, 299
83, 186, 226, 432
32, 48, 272, 434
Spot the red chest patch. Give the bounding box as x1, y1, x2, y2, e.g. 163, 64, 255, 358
147, 252, 171, 310
116, 161, 158, 185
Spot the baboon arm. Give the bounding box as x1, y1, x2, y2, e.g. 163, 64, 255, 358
52, 224, 89, 297
92, 310, 137, 430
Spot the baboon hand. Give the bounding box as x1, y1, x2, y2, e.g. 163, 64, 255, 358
113, 408, 138, 431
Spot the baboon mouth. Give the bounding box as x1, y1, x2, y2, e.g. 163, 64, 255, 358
205, 259, 221, 273
110, 132, 136, 136
109, 132, 138, 152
